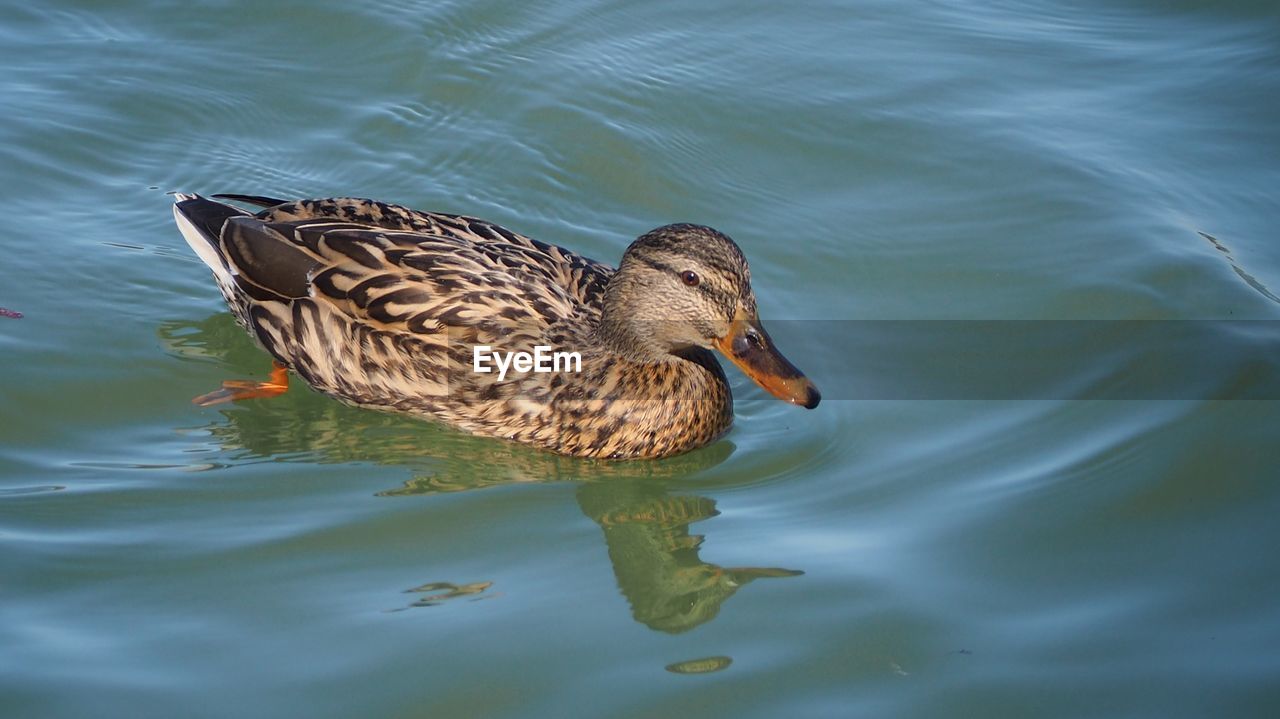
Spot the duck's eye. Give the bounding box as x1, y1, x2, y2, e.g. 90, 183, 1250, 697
680, 270, 700, 287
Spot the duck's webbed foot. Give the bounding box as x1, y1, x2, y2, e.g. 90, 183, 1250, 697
193, 361, 289, 406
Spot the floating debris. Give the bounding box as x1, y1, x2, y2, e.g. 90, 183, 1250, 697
0, 307, 21, 319
664, 655, 732, 675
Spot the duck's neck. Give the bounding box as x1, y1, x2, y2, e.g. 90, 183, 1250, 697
593, 316, 672, 364
592, 278, 680, 364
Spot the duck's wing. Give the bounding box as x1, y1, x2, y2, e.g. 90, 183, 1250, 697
299, 223, 587, 334
176, 195, 586, 330
175, 194, 598, 406
236, 196, 614, 308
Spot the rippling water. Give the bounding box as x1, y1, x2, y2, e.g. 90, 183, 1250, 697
2, 0, 1278, 716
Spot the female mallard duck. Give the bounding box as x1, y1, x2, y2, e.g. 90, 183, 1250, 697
173, 194, 819, 459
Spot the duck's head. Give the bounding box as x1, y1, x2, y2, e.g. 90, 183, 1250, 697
600, 223, 820, 409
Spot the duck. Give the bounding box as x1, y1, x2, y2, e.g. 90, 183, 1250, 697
172, 194, 819, 459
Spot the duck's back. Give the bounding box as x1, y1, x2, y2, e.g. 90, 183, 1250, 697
253, 196, 614, 312
175, 194, 612, 399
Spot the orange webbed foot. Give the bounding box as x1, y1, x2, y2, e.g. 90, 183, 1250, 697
193, 361, 289, 406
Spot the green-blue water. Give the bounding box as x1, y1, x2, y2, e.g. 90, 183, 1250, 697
3, 0, 1279, 716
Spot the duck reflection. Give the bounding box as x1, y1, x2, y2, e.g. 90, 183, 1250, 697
162, 314, 803, 633
577, 480, 802, 634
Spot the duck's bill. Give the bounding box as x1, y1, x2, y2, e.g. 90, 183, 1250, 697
716, 319, 821, 409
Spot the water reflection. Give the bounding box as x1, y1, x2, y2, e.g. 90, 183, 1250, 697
389, 477, 802, 632
394, 581, 496, 610
664, 656, 733, 675
578, 480, 802, 634
161, 315, 804, 634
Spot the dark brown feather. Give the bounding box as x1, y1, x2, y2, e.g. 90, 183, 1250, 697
222, 218, 319, 300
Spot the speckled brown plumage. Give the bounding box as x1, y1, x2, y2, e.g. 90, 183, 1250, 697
173, 194, 817, 459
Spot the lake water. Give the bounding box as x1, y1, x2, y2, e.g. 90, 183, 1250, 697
2, 0, 1279, 716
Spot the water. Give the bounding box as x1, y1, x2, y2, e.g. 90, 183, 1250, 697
2, 0, 1279, 716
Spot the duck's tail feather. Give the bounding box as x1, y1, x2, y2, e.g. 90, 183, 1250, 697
173, 194, 253, 285
211, 193, 290, 209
